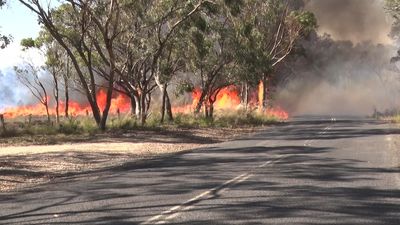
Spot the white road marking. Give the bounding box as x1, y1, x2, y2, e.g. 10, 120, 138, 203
143, 123, 336, 224
304, 125, 334, 146
141, 156, 285, 225
258, 160, 274, 168
141, 173, 248, 224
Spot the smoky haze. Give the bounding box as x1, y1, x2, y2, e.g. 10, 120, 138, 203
276, 0, 400, 117
305, 0, 392, 44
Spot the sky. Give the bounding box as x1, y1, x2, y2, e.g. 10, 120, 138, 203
0, 1, 44, 110
0, 1, 42, 68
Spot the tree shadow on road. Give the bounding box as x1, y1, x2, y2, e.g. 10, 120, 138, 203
0, 119, 399, 224
241, 119, 400, 141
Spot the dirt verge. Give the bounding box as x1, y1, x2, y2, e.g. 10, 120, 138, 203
0, 126, 263, 192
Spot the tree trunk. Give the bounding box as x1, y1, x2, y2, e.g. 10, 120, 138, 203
64, 60, 70, 118
209, 103, 214, 119
134, 94, 141, 118
130, 94, 137, 117
160, 84, 166, 123
99, 115, 107, 131
155, 71, 172, 123
165, 90, 173, 121
55, 97, 60, 124
52, 71, 60, 124
146, 92, 152, 115
194, 89, 207, 114
244, 82, 249, 111
64, 78, 69, 118
99, 72, 115, 131
0, 114, 6, 133
207, 93, 216, 119
260, 75, 268, 112
45, 103, 51, 124
204, 104, 209, 118
140, 91, 147, 125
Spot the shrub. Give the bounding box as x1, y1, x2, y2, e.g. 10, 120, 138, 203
25, 124, 58, 135
109, 116, 138, 131
79, 117, 99, 135
0, 127, 19, 137
172, 110, 278, 128
58, 119, 82, 134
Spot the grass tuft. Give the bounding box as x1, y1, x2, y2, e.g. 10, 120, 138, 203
0, 110, 282, 138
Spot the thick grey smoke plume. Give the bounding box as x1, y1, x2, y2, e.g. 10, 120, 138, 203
275, 0, 400, 116
276, 36, 399, 116
305, 0, 392, 44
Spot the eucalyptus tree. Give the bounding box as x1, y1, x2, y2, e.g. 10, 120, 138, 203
183, 0, 239, 118
21, 34, 68, 123
155, 41, 185, 123
36, 33, 74, 119
18, 0, 124, 130
149, 0, 209, 122
114, 0, 215, 124
112, 0, 157, 124
233, 0, 316, 110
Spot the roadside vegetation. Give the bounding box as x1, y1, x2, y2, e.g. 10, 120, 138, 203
0, 111, 282, 143
0, 0, 317, 131
377, 114, 400, 123
371, 108, 400, 123
1, 111, 281, 136
390, 115, 400, 123
0, 111, 278, 192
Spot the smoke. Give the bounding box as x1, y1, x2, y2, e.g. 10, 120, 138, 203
278, 73, 400, 116
0, 45, 47, 111
305, 0, 392, 44
0, 68, 29, 111
276, 35, 400, 116
273, 0, 400, 116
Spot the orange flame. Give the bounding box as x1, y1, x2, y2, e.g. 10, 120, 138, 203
266, 106, 289, 120
214, 86, 241, 109
173, 86, 241, 114
2, 86, 289, 120
173, 84, 289, 120
1, 90, 131, 119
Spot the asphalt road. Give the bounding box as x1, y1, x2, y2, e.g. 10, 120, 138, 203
1, 116, 400, 225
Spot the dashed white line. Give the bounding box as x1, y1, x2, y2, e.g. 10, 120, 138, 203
304, 125, 334, 146
143, 122, 336, 224
141, 173, 248, 224
141, 156, 285, 225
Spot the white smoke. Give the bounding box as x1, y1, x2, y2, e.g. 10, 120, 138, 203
0, 45, 45, 111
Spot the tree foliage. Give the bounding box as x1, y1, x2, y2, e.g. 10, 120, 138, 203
16, 0, 316, 127
385, 0, 400, 63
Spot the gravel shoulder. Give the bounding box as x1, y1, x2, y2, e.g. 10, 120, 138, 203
0, 126, 264, 192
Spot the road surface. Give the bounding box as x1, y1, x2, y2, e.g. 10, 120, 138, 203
1, 116, 400, 224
